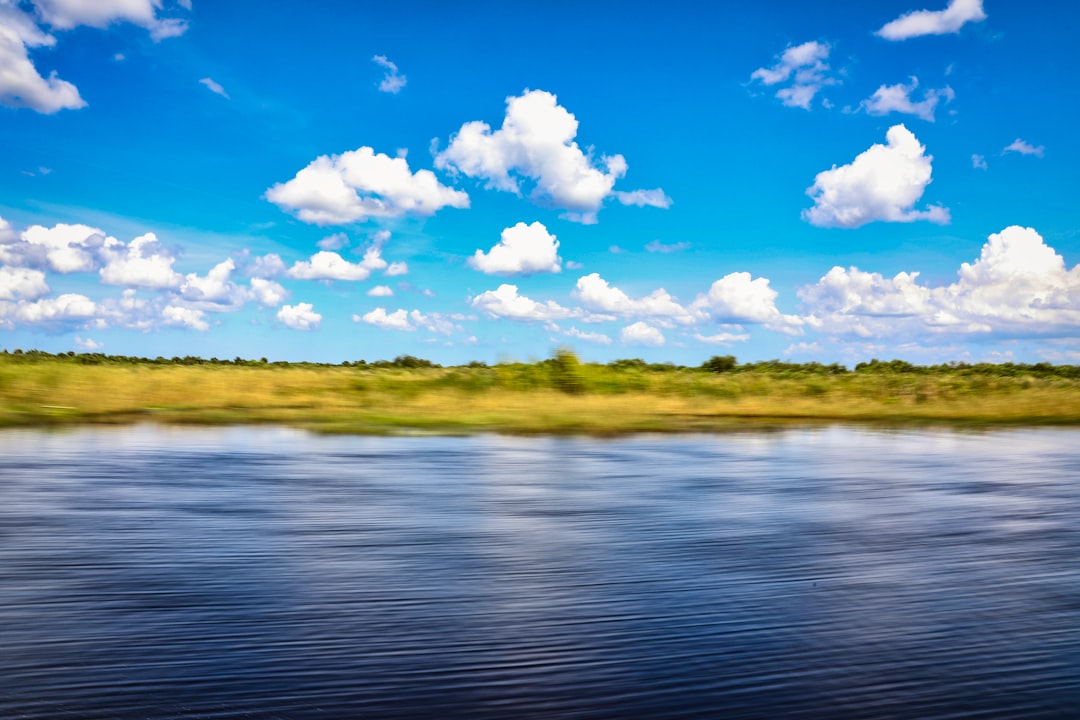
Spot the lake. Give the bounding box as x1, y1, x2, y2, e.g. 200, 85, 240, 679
1, 425, 1078, 718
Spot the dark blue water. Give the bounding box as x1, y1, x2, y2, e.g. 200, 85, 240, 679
1, 426, 1078, 719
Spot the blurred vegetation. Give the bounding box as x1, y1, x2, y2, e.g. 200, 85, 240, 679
1, 348, 1079, 434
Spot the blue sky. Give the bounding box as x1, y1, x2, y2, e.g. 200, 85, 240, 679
1, 0, 1078, 365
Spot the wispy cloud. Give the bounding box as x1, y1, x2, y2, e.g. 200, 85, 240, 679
199, 77, 230, 99
1002, 139, 1044, 157
372, 55, 406, 94
876, 0, 986, 41
750, 40, 836, 110
859, 77, 953, 122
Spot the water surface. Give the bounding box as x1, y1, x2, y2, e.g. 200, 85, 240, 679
1, 426, 1078, 718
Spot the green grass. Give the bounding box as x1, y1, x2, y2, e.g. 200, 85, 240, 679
1, 350, 1079, 435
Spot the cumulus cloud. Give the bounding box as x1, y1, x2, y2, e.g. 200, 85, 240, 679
372, 55, 406, 94
287, 251, 373, 281
877, 0, 986, 40
620, 321, 665, 346
435, 89, 667, 223
750, 40, 836, 110
802, 124, 950, 228
249, 253, 287, 278
799, 226, 1080, 340
180, 259, 248, 310
0, 0, 189, 113
98, 232, 182, 289
471, 284, 577, 324
468, 221, 562, 275
199, 77, 229, 99
9, 222, 105, 272
972, 154, 988, 170
1003, 139, 1044, 157
162, 304, 208, 331
249, 277, 288, 307
367, 285, 394, 297
74, 335, 103, 351
358, 307, 413, 331
0, 266, 49, 300
0, 292, 97, 330
0, 4, 84, 112
691, 272, 803, 335
574, 273, 695, 325
266, 146, 469, 225
384, 261, 408, 276
860, 77, 953, 122
31, 0, 190, 38
277, 302, 321, 331
357, 307, 459, 335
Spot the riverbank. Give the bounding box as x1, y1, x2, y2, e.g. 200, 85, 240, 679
2, 352, 1079, 434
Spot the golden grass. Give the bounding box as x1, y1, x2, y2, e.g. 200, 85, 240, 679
2, 358, 1079, 434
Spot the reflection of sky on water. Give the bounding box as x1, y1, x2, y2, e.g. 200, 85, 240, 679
1, 426, 1078, 718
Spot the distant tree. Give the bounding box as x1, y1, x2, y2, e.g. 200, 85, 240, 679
702, 355, 737, 373
550, 347, 585, 393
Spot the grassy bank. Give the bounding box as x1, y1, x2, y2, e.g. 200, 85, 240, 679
2, 350, 1080, 434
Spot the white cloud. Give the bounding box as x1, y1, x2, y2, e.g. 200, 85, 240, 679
358, 307, 459, 335
471, 283, 576, 323
384, 261, 408, 276
877, 0, 986, 40
372, 55, 406, 94
74, 335, 103, 351
803, 124, 950, 228
563, 326, 612, 344
0, 266, 49, 300
0, 292, 97, 330
612, 189, 673, 209
1003, 139, 1044, 157
799, 226, 1080, 340
277, 302, 321, 331
162, 304, 209, 331
287, 251, 371, 281
249, 277, 288, 307
860, 77, 953, 122
645, 239, 691, 254
0, 0, 189, 114
266, 146, 469, 225
367, 285, 394, 297
693, 331, 751, 345
691, 272, 804, 335
574, 273, 694, 325
199, 77, 229, 99
98, 232, 182, 289
468, 221, 562, 275
972, 154, 988, 170
620, 321, 665, 346
359, 307, 413, 331
317, 232, 349, 251
12, 222, 105, 273
435, 89, 667, 223
31, 0, 190, 40
750, 40, 836, 110
180, 259, 250, 310
248, 253, 286, 278
0, 4, 84, 113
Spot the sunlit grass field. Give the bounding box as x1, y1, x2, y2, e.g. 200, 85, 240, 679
2, 350, 1080, 434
